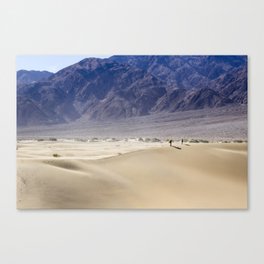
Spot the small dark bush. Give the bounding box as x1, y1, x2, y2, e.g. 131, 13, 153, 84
233, 140, 243, 143
189, 139, 199, 143
200, 140, 209, 143
151, 138, 161, 142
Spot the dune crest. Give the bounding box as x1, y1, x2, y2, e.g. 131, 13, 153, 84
17, 142, 247, 209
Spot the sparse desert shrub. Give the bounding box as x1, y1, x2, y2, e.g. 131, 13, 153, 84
90, 137, 99, 142
75, 138, 87, 142
151, 138, 161, 142
189, 139, 199, 143
53, 153, 61, 157
144, 138, 151, 142
233, 140, 243, 143
49, 138, 57, 141
200, 140, 209, 143
37, 138, 44, 141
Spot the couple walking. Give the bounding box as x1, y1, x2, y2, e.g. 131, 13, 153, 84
169, 139, 183, 147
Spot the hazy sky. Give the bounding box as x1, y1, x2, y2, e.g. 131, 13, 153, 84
16, 55, 110, 73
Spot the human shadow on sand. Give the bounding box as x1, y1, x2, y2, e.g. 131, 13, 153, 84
171, 146, 182, 150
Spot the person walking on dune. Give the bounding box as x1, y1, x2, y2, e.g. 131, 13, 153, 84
169, 139, 173, 147
181, 139, 183, 145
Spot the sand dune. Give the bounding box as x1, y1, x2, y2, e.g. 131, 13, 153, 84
17, 142, 247, 209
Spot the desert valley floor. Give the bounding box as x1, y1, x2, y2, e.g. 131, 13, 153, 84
17, 139, 247, 209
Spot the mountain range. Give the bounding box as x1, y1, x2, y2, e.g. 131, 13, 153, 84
17, 70, 53, 88
17, 56, 247, 126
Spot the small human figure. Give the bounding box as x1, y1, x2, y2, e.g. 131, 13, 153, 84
169, 139, 173, 147
181, 138, 183, 145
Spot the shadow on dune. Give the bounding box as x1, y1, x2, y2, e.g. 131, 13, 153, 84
43, 160, 81, 171
172, 146, 182, 150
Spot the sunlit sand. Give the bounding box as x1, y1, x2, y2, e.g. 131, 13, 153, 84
17, 140, 247, 209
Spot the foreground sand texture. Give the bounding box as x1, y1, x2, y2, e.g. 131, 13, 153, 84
17, 141, 247, 209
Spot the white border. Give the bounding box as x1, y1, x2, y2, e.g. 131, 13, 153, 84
1, 0, 264, 263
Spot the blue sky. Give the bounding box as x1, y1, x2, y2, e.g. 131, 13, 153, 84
16, 55, 110, 73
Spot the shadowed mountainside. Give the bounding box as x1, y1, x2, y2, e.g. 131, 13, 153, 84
17, 70, 53, 88
17, 56, 247, 126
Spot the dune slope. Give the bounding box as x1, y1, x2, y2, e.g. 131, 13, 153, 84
17, 143, 247, 209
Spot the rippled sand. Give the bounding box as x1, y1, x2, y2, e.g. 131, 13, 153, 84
17, 141, 247, 209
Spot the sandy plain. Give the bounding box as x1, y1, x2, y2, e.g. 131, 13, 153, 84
17, 140, 247, 209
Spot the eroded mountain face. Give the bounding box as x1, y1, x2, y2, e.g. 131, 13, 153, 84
17, 56, 247, 126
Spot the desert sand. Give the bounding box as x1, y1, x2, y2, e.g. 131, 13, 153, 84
17, 140, 247, 209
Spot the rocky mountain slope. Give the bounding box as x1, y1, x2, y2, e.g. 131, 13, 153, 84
17, 56, 247, 126
17, 70, 53, 88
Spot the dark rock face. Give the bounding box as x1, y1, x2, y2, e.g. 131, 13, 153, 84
110, 55, 247, 92
153, 88, 232, 112
17, 56, 247, 126
212, 66, 247, 104
17, 96, 63, 126
17, 70, 53, 88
